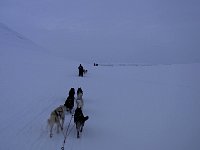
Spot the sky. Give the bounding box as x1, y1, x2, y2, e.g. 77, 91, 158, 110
0, 0, 200, 63
0, 23, 200, 150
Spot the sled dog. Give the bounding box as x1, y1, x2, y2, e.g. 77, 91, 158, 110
75, 116, 89, 138
74, 107, 89, 138
83, 69, 88, 74
76, 92, 84, 109
48, 105, 66, 138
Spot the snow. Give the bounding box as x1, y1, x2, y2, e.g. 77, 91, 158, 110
0, 24, 200, 150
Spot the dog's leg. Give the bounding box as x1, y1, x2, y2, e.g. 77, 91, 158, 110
80, 125, 83, 132
49, 121, 53, 138
50, 128, 53, 138
76, 122, 81, 138
77, 125, 80, 138
77, 130, 80, 138
61, 117, 64, 130
56, 122, 60, 133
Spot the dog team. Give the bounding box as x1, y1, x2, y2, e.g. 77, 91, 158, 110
48, 87, 88, 138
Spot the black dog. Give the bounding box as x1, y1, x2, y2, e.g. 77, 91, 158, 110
83, 69, 88, 74
74, 107, 89, 138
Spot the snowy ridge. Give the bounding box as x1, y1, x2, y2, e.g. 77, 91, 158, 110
0, 22, 39, 48
0, 22, 27, 40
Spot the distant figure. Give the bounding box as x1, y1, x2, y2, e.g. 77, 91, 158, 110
94, 63, 98, 66
78, 64, 84, 77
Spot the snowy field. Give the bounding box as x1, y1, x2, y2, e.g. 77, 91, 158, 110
0, 24, 200, 150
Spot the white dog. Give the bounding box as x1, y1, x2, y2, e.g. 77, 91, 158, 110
48, 105, 66, 138
76, 92, 84, 109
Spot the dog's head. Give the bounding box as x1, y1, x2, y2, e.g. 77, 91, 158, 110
77, 88, 83, 94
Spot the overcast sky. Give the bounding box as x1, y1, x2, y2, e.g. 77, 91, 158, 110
0, 0, 200, 64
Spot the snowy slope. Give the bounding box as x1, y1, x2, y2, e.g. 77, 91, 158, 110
0, 24, 200, 150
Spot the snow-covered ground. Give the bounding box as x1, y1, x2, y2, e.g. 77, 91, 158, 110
0, 24, 200, 150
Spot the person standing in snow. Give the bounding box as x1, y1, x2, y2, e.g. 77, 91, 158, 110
78, 64, 84, 77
